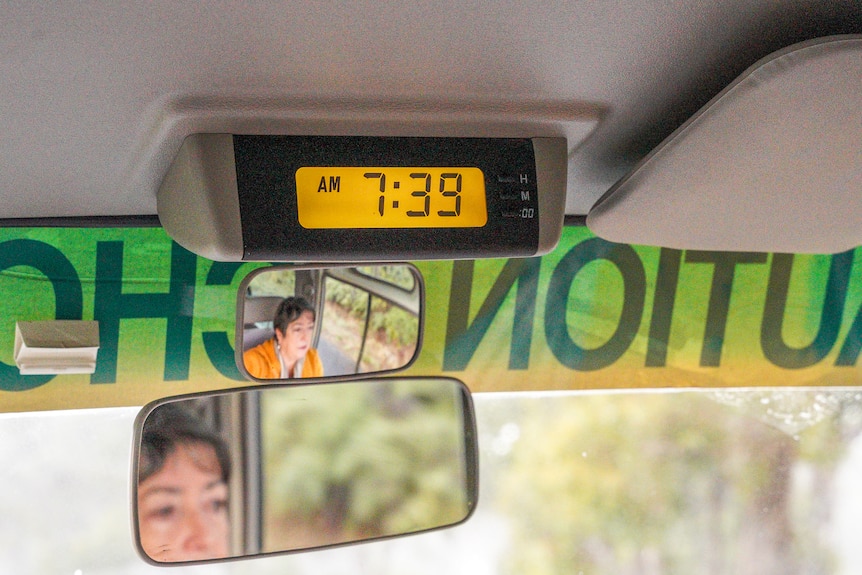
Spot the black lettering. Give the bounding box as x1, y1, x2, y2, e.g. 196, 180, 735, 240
762, 251, 853, 368
544, 238, 645, 371
510, 259, 541, 369
646, 248, 683, 367
329, 176, 340, 193
837, 301, 862, 366
201, 261, 252, 381
443, 258, 541, 371
685, 251, 767, 367
93, 241, 196, 383
0, 240, 83, 391
317, 176, 327, 193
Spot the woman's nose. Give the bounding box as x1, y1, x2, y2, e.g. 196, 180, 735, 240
183, 511, 213, 551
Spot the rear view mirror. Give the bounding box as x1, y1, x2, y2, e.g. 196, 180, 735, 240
132, 377, 477, 564
238, 264, 422, 380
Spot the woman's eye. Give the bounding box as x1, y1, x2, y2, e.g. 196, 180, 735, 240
149, 505, 176, 520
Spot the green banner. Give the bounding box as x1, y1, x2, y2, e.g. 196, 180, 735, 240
0, 227, 860, 412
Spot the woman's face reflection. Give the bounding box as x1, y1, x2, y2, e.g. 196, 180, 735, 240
276, 310, 315, 367
137, 441, 229, 562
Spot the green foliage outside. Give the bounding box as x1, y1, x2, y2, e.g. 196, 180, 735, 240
247, 268, 295, 297
322, 276, 419, 372
323, 271, 418, 347
485, 391, 862, 575
356, 265, 416, 291
261, 379, 468, 551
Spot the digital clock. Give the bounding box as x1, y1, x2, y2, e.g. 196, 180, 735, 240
157, 134, 567, 262
295, 167, 488, 229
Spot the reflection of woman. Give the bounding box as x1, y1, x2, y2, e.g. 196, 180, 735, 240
137, 403, 231, 562
243, 296, 324, 379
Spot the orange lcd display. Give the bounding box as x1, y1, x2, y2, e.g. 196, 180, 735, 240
295, 167, 487, 229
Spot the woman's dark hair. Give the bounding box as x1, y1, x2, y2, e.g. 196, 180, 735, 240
139, 402, 231, 483
273, 296, 316, 334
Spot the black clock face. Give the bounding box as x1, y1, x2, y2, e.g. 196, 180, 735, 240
234, 136, 542, 261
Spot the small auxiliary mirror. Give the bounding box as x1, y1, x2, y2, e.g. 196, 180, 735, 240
237, 264, 422, 381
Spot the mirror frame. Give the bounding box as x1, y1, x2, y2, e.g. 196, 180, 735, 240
130, 376, 479, 566
235, 263, 424, 383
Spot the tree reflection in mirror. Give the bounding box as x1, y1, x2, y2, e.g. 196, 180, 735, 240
133, 377, 478, 564
238, 264, 422, 381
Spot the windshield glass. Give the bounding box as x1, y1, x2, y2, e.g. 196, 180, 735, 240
3, 389, 861, 574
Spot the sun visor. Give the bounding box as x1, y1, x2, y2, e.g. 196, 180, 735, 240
588, 35, 862, 254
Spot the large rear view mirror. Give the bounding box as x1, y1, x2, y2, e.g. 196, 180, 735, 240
132, 377, 478, 565
238, 264, 422, 381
